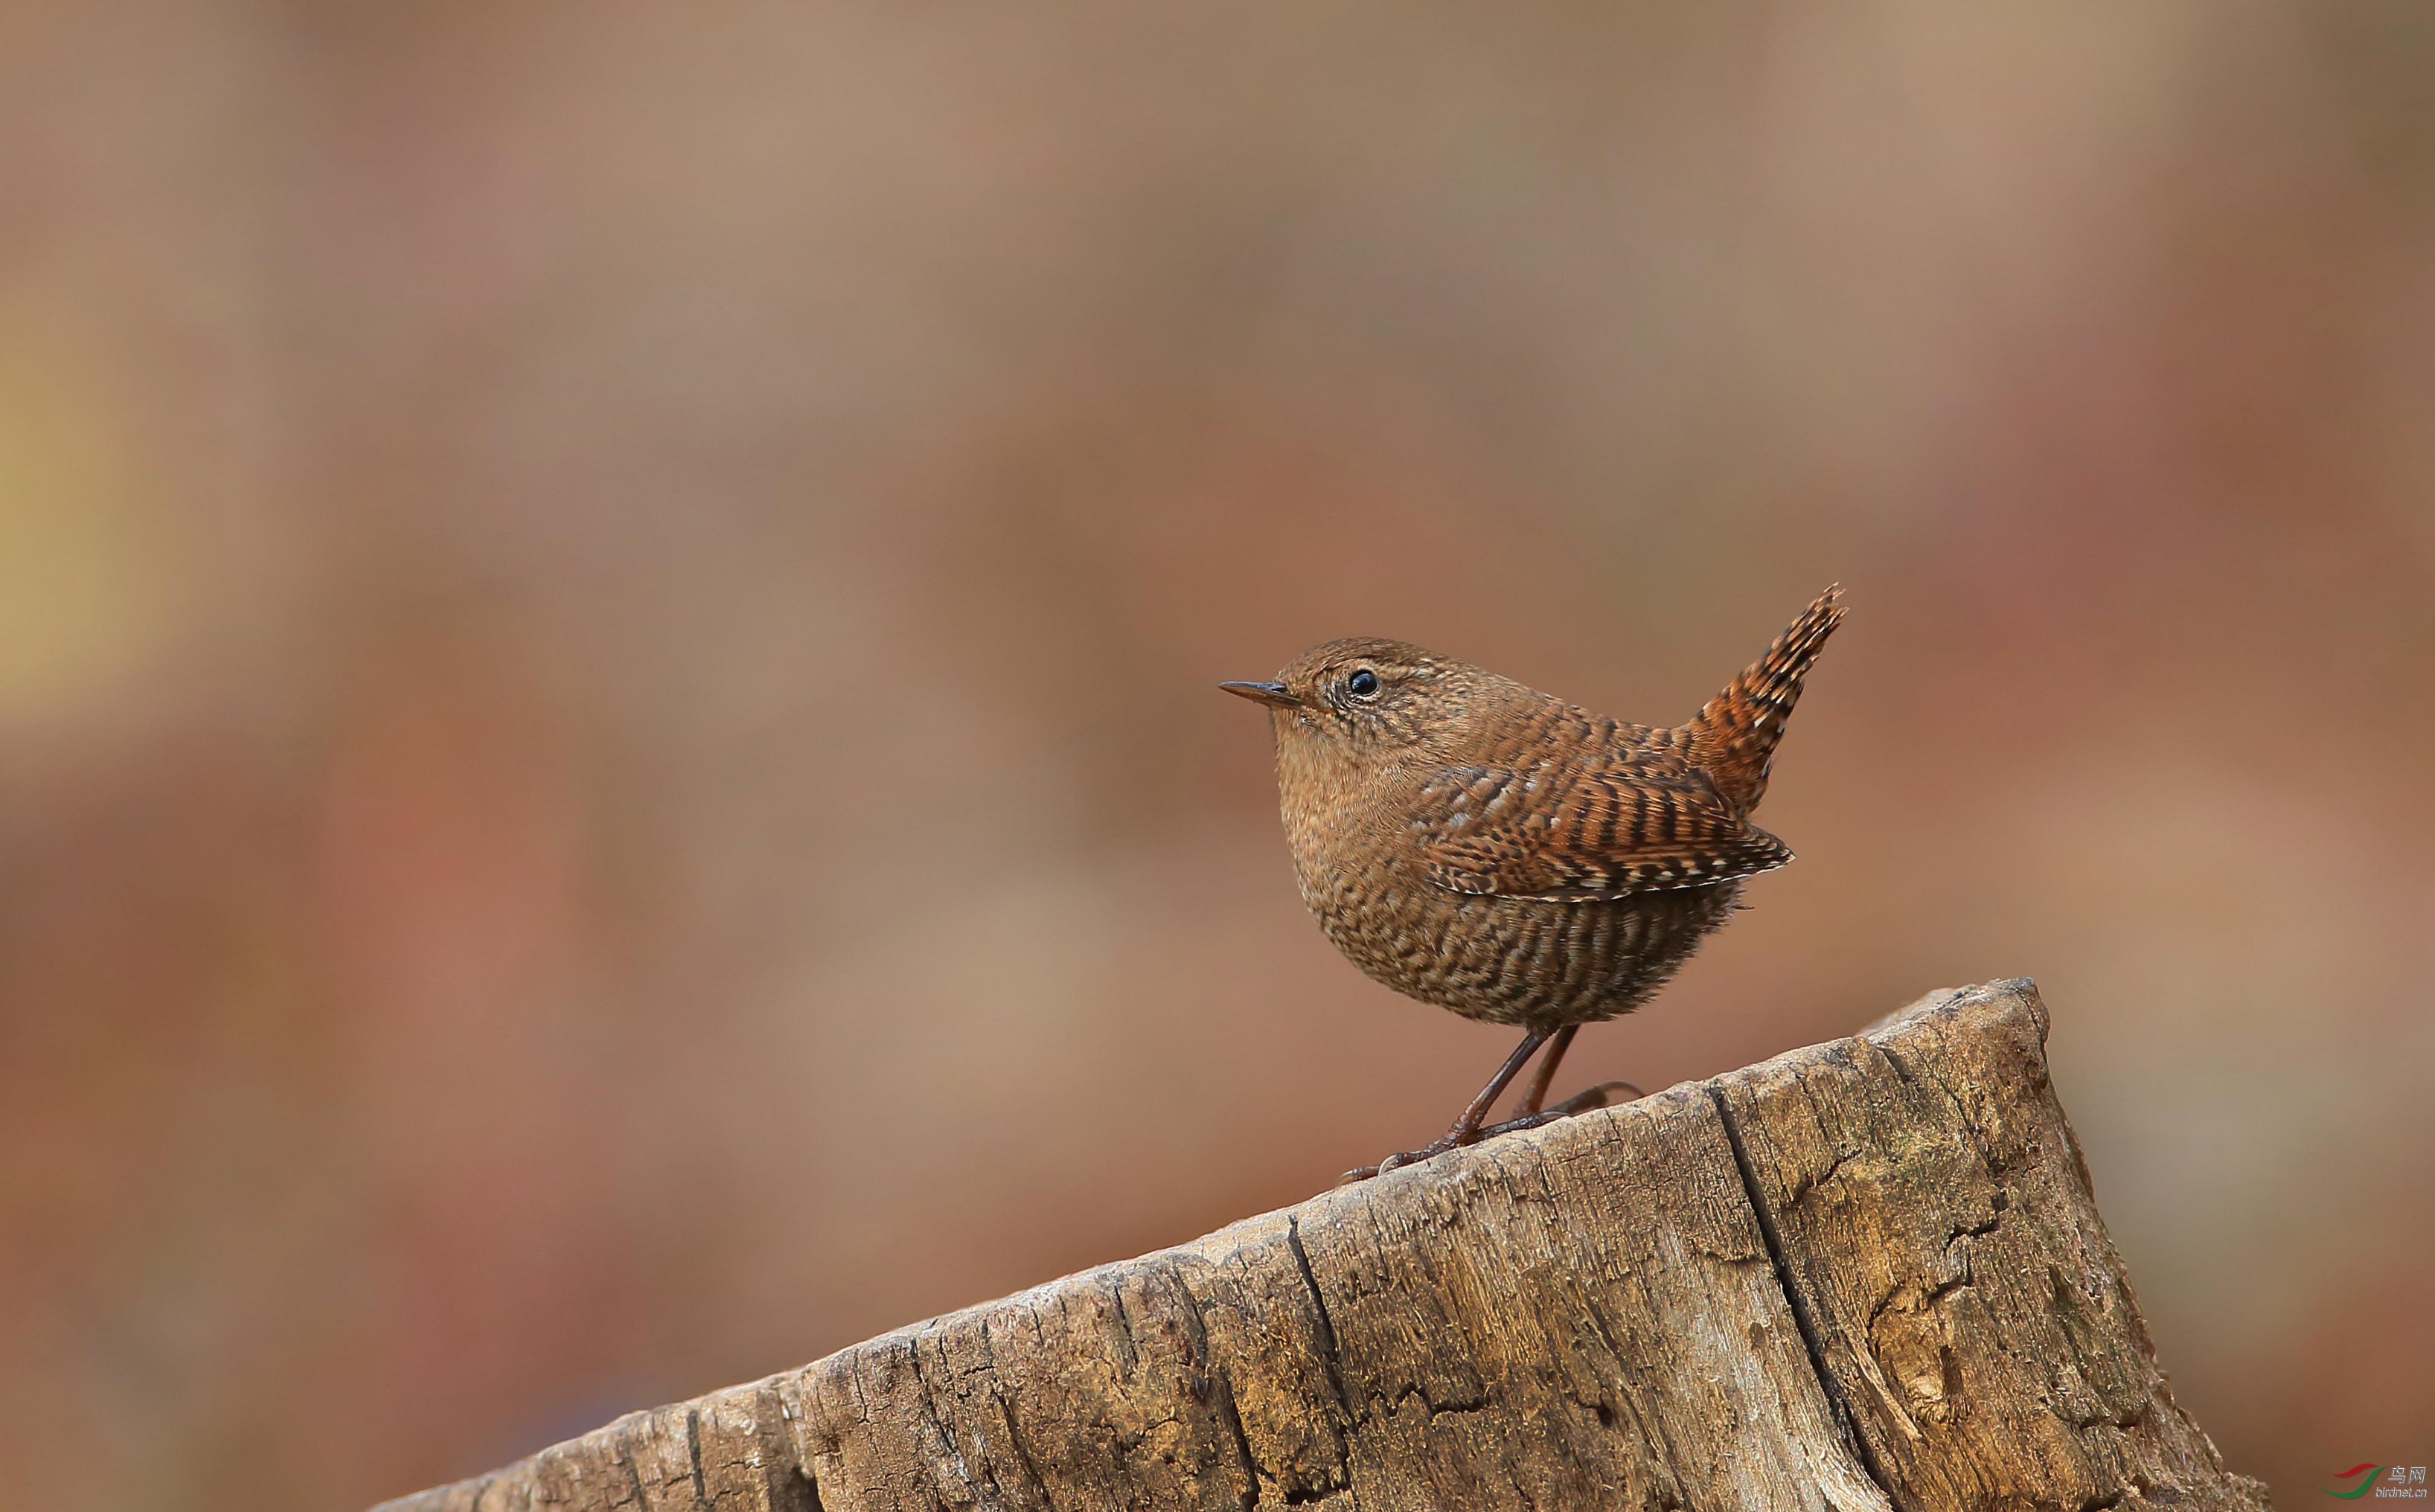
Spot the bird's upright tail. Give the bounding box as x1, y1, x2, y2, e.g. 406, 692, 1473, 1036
1683, 584, 1845, 818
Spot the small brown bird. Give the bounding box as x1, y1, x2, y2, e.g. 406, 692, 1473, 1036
1224, 586, 1844, 1179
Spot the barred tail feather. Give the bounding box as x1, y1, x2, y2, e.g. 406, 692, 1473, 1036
1686, 584, 1844, 817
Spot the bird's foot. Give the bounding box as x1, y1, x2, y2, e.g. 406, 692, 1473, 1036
1336, 1080, 1644, 1185
1336, 1133, 1465, 1185
1479, 1079, 1643, 1138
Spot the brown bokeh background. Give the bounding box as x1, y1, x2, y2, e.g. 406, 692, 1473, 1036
5, 4, 2432, 1508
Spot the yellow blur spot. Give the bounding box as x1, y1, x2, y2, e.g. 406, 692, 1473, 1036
0, 310, 171, 726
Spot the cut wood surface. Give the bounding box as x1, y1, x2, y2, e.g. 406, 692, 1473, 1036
377, 979, 2269, 1512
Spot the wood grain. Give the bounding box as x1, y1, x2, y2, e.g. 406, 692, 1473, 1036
375, 979, 2269, 1512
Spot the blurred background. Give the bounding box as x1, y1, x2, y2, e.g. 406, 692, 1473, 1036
4, 3, 2431, 1507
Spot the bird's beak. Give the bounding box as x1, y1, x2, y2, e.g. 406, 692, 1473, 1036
1219, 680, 1299, 709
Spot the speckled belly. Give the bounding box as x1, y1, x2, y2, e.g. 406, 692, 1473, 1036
1295, 854, 1741, 1030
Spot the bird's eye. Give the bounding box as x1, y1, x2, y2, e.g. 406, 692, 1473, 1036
1347, 668, 1380, 698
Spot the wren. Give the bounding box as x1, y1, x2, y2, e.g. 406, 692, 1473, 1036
1223, 586, 1844, 1179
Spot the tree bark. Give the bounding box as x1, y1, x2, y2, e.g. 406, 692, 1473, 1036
375, 979, 2271, 1512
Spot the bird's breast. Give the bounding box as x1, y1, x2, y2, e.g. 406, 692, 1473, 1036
1274, 766, 1439, 965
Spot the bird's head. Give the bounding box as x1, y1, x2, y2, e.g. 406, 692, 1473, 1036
1220, 638, 1488, 771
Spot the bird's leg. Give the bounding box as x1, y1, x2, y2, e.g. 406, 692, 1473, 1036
1479, 1022, 1645, 1135
1514, 1024, 1579, 1116
1446, 1028, 1550, 1141
1340, 1030, 1548, 1183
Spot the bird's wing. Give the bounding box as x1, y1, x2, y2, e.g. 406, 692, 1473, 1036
1420, 761, 1792, 901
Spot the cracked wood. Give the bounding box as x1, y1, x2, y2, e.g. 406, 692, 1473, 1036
373, 979, 2270, 1512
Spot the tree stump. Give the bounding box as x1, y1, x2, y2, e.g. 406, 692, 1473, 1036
375, 979, 2270, 1512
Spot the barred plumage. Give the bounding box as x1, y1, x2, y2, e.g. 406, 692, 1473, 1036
1223, 585, 1845, 1178
1688, 584, 1845, 817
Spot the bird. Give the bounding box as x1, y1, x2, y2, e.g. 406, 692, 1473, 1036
1222, 585, 1844, 1179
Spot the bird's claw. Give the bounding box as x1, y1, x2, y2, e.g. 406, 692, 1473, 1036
1546, 1078, 1642, 1116
1477, 1079, 1645, 1138
1337, 1080, 1645, 1184
1337, 1133, 1466, 1185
